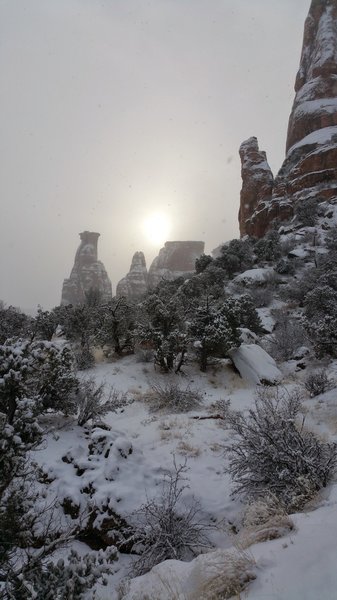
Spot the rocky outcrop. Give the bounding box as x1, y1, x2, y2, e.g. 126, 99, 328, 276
238, 138, 274, 237
239, 0, 337, 238
148, 241, 205, 289
61, 231, 112, 305
116, 241, 205, 300
116, 252, 148, 300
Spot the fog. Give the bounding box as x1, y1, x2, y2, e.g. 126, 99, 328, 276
0, 0, 309, 310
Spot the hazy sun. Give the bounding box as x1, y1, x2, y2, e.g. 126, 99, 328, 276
142, 212, 171, 246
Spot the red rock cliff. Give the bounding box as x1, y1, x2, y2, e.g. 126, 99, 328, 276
239, 0, 337, 238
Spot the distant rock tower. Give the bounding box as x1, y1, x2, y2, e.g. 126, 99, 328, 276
61, 231, 112, 305
116, 251, 148, 300
239, 0, 337, 238
116, 241, 205, 300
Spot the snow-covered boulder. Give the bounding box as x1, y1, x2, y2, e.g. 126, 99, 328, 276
229, 344, 282, 385
233, 267, 275, 285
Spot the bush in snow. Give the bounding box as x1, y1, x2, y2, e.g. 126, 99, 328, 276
0, 304, 31, 344
130, 461, 211, 575
295, 197, 318, 227
8, 547, 117, 600
145, 381, 202, 413
304, 369, 335, 397
266, 311, 308, 361
136, 289, 188, 373
254, 230, 281, 263
77, 378, 132, 426
305, 315, 337, 358
188, 298, 241, 372
0, 338, 78, 420
225, 386, 337, 510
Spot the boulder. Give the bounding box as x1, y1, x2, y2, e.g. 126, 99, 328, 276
229, 344, 282, 385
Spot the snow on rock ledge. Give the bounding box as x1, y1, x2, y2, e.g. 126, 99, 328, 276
229, 344, 282, 385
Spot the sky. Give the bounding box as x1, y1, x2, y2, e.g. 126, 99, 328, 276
0, 0, 310, 310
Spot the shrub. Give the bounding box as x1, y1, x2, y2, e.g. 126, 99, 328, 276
304, 369, 335, 397
295, 197, 318, 227
130, 461, 211, 575
7, 547, 117, 599
145, 381, 202, 413
266, 311, 308, 361
225, 386, 337, 510
77, 379, 132, 426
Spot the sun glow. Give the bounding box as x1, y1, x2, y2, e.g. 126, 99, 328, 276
142, 212, 171, 246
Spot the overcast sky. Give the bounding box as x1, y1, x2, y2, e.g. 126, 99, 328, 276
0, 0, 310, 310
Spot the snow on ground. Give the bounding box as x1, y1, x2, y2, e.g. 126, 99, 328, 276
34, 353, 337, 598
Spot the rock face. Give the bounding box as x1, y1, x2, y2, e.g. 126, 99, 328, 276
116, 241, 205, 300
239, 0, 337, 238
116, 252, 148, 300
148, 241, 205, 289
61, 231, 112, 305
238, 137, 274, 237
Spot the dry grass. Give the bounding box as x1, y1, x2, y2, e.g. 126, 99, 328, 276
176, 440, 201, 458
235, 495, 294, 549
187, 548, 256, 600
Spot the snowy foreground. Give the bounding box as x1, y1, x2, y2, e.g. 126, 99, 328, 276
37, 354, 337, 599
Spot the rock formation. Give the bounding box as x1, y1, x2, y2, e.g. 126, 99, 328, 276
239, 0, 337, 238
61, 231, 112, 305
116, 251, 148, 300
147, 241, 205, 289
116, 241, 205, 300
238, 137, 274, 237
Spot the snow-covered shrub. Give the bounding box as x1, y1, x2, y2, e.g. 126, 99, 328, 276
225, 386, 337, 510
145, 381, 202, 413
275, 257, 295, 275
188, 297, 249, 371
77, 378, 132, 426
254, 231, 281, 263
215, 238, 254, 277
0, 304, 31, 344
0, 338, 78, 418
136, 290, 187, 372
266, 311, 308, 361
130, 462, 211, 575
304, 369, 335, 397
295, 197, 318, 227
306, 315, 337, 358
6, 547, 117, 599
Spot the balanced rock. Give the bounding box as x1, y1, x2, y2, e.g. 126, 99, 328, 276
148, 241, 205, 289
239, 0, 337, 238
116, 251, 148, 300
61, 231, 112, 305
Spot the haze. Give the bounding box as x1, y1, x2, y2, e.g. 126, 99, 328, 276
0, 0, 309, 310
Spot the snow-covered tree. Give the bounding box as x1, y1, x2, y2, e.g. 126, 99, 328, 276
188, 298, 240, 371
0, 304, 31, 344
96, 297, 135, 356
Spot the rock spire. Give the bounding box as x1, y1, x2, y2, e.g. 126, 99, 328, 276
61, 231, 112, 305
239, 0, 337, 238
